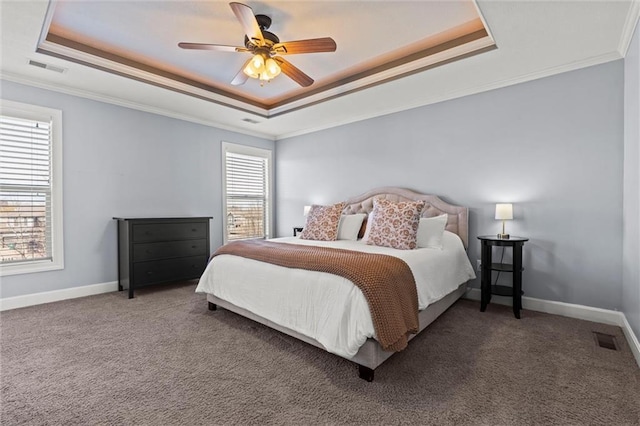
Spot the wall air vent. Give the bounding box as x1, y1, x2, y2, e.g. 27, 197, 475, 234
28, 59, 67, 74
241, 118, 261, 124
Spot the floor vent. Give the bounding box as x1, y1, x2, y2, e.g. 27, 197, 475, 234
593, 332, 618, 351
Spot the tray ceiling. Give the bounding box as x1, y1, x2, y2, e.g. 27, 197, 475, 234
38, 1, 495, 117
1, 1, 638, 139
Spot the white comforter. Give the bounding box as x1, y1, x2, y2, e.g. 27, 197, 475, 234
195, 231, 476, 358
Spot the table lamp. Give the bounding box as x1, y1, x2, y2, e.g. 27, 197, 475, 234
495, 203, 513, 239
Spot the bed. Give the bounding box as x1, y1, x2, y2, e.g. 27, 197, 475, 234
196, 187, 475, 381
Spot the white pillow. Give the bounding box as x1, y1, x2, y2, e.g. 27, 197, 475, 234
416, 214, 448, 249
362, 210, 375, 242
337, 213, 367, 241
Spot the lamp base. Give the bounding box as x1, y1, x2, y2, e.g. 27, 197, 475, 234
497, 233, 510, 239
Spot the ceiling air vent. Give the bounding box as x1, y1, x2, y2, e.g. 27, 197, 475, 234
242, 118, 261, 124
28, 59, 67, 74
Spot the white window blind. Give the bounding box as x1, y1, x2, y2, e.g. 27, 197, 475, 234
223, 144, 271, 242
0, 114, 53, 265
0, 101, 63, 276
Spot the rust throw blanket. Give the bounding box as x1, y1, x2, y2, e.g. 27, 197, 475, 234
212, 240, 419, 352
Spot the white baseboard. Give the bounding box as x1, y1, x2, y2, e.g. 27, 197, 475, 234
0, 281, 119, 311
621, 314, 640, 369
464, 288, 640, 368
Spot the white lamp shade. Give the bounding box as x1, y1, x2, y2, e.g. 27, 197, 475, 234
495, 203, 513, 220
265, 58, 281, 78
243, 54, 264, 78
303, 205, 312, 216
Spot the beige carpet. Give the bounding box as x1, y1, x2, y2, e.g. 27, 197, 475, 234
1, 281, 639, 425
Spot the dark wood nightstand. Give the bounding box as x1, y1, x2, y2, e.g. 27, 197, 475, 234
477, 235, 529, 319
293, 227, 304, 236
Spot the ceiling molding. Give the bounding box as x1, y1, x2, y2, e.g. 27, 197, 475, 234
41, 32, 267, 110
37, 26, 495, 120
0, 71, 276, 140
35, 39, 268, 117
270, 40, 496, 117
275, 51, 623, 141
266, 24, 492, 109
268, 33, 496, 118
2, 46, 621, 144
618, 0, 640, 56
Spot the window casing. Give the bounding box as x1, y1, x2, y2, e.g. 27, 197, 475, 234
0, 100, 63, 276
222, 142, 272, 244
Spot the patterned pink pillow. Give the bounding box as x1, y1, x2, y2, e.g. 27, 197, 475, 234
365, 198, 426, 250
299, 202, 345, 241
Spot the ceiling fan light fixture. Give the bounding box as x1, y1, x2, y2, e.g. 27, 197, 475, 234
243, 53, 281, 83
179, 3, 334, 87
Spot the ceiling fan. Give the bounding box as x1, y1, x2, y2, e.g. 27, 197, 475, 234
178, 2, 337, 87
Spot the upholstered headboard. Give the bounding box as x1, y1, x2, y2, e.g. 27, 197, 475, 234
342, 187, 469, 249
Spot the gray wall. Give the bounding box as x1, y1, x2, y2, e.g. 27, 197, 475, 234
623, 24, 640, 339
0, 80, 273, 299
276, 60, 624, 311
1, 58, 632, 330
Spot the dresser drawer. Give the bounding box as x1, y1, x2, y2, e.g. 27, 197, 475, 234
132, 255, 209, 286
132, 222, 207, 242
132, 239, 208, 262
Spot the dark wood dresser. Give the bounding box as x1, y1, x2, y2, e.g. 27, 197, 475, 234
114, 217, 212, 298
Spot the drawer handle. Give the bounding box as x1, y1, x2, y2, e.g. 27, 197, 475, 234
192, 229, 197, 232
147, 271, 153, 275
191, 245, 197, 249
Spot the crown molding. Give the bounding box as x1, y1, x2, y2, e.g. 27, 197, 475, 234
276, 51, 622, 140
0, 72, 276, 140
2, 48, 622, 143
619, 0, 640, 56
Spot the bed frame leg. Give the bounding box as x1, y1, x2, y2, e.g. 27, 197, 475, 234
208, 302, 217, 311
358, 365, 375, 382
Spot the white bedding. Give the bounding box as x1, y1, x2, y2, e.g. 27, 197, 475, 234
195, 231, 476, 358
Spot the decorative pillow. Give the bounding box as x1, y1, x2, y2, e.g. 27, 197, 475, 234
365, 198, 426, 250
337, 213, 367, 241
299, 202, 345, 241
416, 214, 448, 249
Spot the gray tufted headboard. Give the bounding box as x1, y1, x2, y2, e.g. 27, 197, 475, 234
342, 187, 469, 249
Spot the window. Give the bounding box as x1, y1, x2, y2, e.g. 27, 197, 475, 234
0, 100, 63, 276
222, 142, 272, 243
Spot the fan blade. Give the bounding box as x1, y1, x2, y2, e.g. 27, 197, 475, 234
229, 2, 264, 46
231, 58, 251, 86
273, 57, 314, 87
178, 42, 248, 53
272, 37, 337, 55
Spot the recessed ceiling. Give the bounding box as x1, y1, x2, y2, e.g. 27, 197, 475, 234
38, 1, 495, 117
1, 1, 638, 140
